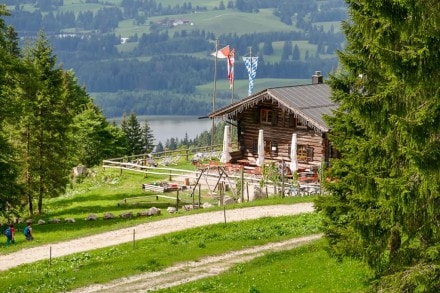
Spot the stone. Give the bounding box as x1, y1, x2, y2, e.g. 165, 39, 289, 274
137, 211, 149, 217
49, 218, 61, 224
65, 218, 76, 223
202, 202, 213, 209
148, 207, 161, 216
120, 212, 133, 219
223, 196, 236, 205
38, 219, 46, 225
167, 207, 177, 214
183, 205, 193, 211
85, 214, 97, 221
103, 212, 115, 219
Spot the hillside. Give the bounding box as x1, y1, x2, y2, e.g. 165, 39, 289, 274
4, 0, 346, 117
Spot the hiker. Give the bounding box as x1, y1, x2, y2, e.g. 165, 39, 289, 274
24, 222, 33, 241
4, 224, 15, 246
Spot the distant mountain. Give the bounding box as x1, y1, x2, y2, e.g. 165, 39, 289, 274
4, 0, 347, 117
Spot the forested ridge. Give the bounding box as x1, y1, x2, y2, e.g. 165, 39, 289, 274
4, 0, 346, 117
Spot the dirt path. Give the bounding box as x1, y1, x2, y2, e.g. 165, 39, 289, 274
71, 234, 322, 293
0, 203, 315, 291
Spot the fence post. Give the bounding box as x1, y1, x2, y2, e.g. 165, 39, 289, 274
176, 189, 179, 211
133, 229, 136, 249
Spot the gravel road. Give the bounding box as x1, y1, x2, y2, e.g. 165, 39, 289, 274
0, 203, 316, 292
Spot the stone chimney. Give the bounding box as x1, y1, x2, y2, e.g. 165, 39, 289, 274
312, 71, 323, 84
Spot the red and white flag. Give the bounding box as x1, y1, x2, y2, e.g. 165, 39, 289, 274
212, 45, 235, 88
211, 45, 231, 59
227, 49, 235, 89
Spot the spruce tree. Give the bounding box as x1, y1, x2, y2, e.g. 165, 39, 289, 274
121, 112, 143, 155
17, 33, 77, 214
315, 1, 440, 290
72, 102, 127, 166
0, 6, 25, 217
141, 119, 155, 154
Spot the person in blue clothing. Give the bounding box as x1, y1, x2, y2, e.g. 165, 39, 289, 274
24, 222, 33, 241
4, 224, 15, 246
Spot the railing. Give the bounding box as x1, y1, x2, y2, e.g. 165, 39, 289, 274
103, 143, 236, 165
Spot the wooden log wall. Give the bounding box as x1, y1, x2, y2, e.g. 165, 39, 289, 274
236, 100, 326, 169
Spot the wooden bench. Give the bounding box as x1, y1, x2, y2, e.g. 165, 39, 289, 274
118, 194, 177, 206
142, 184, 165, 193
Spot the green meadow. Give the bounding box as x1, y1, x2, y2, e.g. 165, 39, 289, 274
1, 166, 370, 292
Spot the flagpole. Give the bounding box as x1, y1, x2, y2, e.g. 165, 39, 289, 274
231, 73, 234, 103
211, 39, 218, 148
249, 47, 252, 95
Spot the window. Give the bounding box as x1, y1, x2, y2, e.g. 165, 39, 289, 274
289, 114, 306, 128
297, 145, 314, 162
260, 109, 273, 124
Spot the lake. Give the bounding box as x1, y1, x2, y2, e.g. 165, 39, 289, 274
108, 115, 213, 144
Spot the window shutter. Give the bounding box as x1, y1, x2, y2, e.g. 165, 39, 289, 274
271, 111, 278, 126
253, 109, 260, 123
306, 147, 314, 162
289, 114, 296, 128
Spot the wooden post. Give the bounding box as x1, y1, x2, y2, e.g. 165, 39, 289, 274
198, 184, 201, 207
176, 189, 179, 211
169, 170, 172, 181
240, 166, 244, 202
223, 205, 227, 225
192, 185, 195, 207
281, 159, 285, 197
133, 229, 136, 249
219, 182, 224, 206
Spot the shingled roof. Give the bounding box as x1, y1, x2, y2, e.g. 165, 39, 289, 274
208, 83, 337, 133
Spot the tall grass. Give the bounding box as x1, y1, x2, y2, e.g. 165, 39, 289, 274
157, 239, 370, 293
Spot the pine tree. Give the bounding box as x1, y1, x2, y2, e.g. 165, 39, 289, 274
72, 102, 127, 166
121, 112, 143, 155
292, 44, 300, 61
262, 40, 274, 55
0, 6, 23, 217
315, 1, 440, 291
141, 119, 155, 153
17, 33, 77, 214
281, 40, 292, 61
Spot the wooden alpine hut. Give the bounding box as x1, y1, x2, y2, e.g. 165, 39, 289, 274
207, 71, 338, 172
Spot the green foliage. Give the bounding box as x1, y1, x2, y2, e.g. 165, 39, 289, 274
315, 0, 440, 290
15, 32, 77, 214
72, 102, 127, 166
0, 5, 23, 218
120, 112, 155, 155
121, 112, 143, 155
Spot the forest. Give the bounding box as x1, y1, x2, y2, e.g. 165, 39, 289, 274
4, 0, 346, 117
0, 8, 224, 217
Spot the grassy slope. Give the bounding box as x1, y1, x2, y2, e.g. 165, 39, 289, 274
1, 166, 313, 251
157, 240, 369, 293
0, 166, 369, 292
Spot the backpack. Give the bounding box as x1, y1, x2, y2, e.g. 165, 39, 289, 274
23, 226, 30, 236
4, 228, 11, 238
